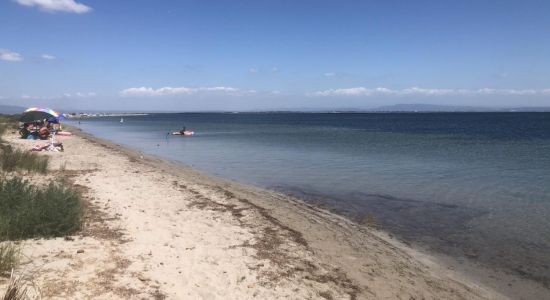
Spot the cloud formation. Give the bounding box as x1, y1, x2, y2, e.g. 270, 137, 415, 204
15, 0, 92, 14
63, 92, 95, 98
312, 87, 550, 97
41, 54, 56, 60
18, 91, 95, 100
0, 48, 23, 62
120, 86, 241, 97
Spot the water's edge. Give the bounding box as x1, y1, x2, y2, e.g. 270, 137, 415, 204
67, 112, 550, 292
69, 124, 550, 298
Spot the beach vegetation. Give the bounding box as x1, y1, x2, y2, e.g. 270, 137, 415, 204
0, 124, 7, 137
0, 114, 49, 174
0, 176, 82, 241
0, 145, 49, 174
0, 114, 19, 124
0, 242, 20, 275
1, 272, 30, 300
0, 115, 20, 136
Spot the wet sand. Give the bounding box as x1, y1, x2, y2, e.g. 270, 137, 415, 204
0, 128, 533, 299
276, 187, 550, 300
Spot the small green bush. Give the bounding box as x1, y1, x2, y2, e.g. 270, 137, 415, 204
0, 177, 82, 241
0, 242, 20, 275
1, 272, 29, 300
0, 145, 49, 173
0, 124, 7, 137
0, 114, 20, 124
0, 115, 20, 139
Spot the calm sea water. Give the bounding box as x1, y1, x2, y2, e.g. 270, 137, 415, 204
71, 112, 550, 285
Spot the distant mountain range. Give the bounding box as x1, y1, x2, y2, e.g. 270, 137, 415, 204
239, 104, 550, 113
369, 104, 550, 112
0, 105, 25, 114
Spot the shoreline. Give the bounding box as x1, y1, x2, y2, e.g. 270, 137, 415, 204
1, 126, 541, 299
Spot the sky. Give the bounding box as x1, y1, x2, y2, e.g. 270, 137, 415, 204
1, 0, 549, 111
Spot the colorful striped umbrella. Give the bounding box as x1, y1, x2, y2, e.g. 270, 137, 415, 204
20, 107, 63, 122
24, 107, 62, 117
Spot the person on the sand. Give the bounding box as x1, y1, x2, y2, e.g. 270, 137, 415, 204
38, 126, 50, 139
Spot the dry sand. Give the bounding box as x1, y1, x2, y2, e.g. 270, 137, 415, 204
0, 129, 509, 299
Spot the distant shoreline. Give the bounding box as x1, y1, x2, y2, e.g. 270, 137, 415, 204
63, 110, 550, 117
64, 112, 149, 119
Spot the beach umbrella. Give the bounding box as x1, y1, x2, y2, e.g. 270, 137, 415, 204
19, 107, 63, 123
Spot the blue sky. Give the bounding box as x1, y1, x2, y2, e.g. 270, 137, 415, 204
1, 0, 549, 111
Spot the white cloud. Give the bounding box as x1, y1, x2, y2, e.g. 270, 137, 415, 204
400, 87, 457, 96
324, 72, 335, 77
15, 0, 92, 14
272, 67, 278, 72
0, 48, 23, 62
314, 87, 395, 96
120, 86, 241, 97
201, 87, 238, 93
73, 92, 95, 98
476, 88, 537, 95
120, 87, 194, 96
70, 92, 95, 97
19, 92, 95, 100
312, 87, 550, 97
248, 68, 258, 74
41, 54, 56, 60
320, 87, 370, 96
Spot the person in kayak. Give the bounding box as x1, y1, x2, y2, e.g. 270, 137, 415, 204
179, 126, 186, 134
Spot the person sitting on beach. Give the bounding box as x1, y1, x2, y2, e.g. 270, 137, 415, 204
38, 126, 50, 140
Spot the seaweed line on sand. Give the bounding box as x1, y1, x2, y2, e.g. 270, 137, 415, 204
178, 181, 362, 299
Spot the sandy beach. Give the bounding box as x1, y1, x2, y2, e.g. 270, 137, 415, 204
3, 1, 549, 298
0, 128, 516, 299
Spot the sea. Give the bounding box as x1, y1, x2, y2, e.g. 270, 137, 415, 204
70, 112, 550, 286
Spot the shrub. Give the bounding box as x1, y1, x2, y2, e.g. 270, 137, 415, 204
0, 115, 19, 139
1, 272, 29, 300
0, 145, 49, 174
0, 124, 7, 137
0, 242, 19, 275
0, 114, 20, 124
0, 177, 82, 241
